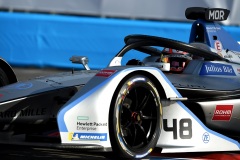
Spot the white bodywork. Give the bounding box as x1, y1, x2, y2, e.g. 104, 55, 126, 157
57, 66, 240, 152
159, 100, 239, 152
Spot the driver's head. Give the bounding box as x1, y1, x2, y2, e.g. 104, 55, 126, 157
161, 48, 192, 73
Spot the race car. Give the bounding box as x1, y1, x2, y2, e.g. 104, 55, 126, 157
0, 7, 239, 159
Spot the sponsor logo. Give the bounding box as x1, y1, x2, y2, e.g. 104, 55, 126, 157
172, 83, 205, 89
76, 121, 107, 131
5, 82, 33, 90
95, 69, 116, 77
202, 132, 210, 143
77, 116, 89, 120
199, 62, 236, 76
77, 122, 107, 127
69, 133, 107, 141
206, 27, 221, 31
0, 108, 47, 118
212, 105, 233, 121
15, 82, 33, 89
214, 40, 222, 52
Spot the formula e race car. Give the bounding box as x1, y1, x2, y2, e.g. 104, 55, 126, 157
0, 7, 239, 159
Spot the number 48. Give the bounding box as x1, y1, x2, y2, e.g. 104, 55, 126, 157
163, 118, 192, 139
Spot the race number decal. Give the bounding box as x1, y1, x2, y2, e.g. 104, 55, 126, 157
163, 118, 192, 139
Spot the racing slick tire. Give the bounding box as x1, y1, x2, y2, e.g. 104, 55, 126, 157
109, 74, 162, 159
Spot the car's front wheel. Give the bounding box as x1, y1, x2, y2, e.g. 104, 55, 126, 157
109, 74, 162, 159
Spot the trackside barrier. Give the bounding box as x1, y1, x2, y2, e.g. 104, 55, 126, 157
0, 12, 239, 69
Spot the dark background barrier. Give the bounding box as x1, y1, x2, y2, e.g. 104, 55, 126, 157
0, 12, 192, 69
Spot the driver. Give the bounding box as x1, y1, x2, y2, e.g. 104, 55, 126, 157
160, 48, 192, 73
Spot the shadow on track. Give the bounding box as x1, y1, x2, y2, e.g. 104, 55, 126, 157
0, 145, 118, 160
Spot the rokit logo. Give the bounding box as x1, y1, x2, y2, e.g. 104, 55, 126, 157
212, 105, 233, 121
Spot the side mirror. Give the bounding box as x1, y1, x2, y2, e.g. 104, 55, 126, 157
70, 56, 90, 70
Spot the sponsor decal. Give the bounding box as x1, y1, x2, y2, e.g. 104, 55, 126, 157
206, 26, 221, 32
77, 122, 107, 127
202, 132, 210, 143
206, 26, 221, 31
76, 121, 107, 131
69, 133, 107, 141
77, 116, 89, 120
5, 82, 33, 90
212, 105, 233, 121
199, 62, 236, 76
95, 69, 116, 77
172, 83, 205, 89
214, 40, 222, 52
0, 108, 47, 118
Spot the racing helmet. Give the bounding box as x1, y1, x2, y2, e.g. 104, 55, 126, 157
161, 48, 192, 72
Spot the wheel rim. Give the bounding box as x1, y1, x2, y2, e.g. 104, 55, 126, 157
116, 77, 160, 151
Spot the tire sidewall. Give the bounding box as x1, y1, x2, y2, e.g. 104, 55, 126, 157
109, 75, 162, 158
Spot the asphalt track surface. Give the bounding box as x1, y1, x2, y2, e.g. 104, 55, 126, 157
1, 144, 240, 160
1, 67, 239, 159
